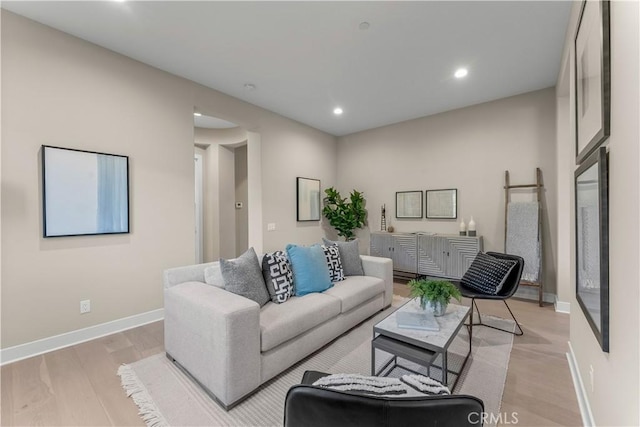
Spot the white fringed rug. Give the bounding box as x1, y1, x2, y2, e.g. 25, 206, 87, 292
118, 298, 514, 427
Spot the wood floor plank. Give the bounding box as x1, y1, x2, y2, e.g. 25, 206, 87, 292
43, 347, 111, 426
73, 338, 144, 426
1, 356, 62, 426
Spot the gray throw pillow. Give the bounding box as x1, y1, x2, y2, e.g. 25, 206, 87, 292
220, 247, 270, 307
322, 238, 364, 276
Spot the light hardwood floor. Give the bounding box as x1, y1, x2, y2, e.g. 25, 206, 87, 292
2, 284, 582, 427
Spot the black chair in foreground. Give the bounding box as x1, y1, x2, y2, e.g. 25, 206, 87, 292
454, 251, 525, 336
284, 370, 484, 427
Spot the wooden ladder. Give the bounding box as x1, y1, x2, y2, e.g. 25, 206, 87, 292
504, 168, 544, 307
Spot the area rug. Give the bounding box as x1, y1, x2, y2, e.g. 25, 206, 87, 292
118, 298, 514, 427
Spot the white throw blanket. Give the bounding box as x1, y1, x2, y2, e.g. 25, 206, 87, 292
312, 373, 450, 397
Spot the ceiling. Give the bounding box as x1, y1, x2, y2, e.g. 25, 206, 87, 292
2, 1, 572, 136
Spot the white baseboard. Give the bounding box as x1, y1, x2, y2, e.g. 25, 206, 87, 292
513, 287, 556, 303
554, 298, 571, 314
567, 341, 595, 427
0, 308, 164, 366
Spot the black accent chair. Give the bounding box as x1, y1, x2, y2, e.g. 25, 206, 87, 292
284, 371, 484, 427
455, 252, 525, 336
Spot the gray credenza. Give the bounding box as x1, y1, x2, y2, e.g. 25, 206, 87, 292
370, 231, 483, 280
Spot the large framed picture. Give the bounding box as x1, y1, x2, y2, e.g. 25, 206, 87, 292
42, 145, 130, 237
426, 189, 457, 219
575, 147, 609, 352
574, 0, 610, 164
396, 191, 423, 219
296, 177, 321, 221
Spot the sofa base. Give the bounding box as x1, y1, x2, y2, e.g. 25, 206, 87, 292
165, 352, 251, 411
165, 296, 386, 412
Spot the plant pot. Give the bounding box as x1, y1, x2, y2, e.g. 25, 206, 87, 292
420, 297, 447, 316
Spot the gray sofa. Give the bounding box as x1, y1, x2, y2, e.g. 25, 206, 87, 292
163, 254, 393, 409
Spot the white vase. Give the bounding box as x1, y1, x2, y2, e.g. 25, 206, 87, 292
459, 218, 466, 236
468, 216, 476, 236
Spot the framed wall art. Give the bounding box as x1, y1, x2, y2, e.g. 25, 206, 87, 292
426, 189, 457, 219
574, 0, 610, 164
396, 191, 423, 219
42, 145, 130, 237
575, 146, 609, 352
296, 177, 321, 221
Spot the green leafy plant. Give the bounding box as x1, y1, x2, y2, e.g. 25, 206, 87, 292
407, 279, 462, 306
322, 187, 367, 240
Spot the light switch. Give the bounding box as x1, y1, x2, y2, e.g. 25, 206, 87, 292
267, 223, 276, 231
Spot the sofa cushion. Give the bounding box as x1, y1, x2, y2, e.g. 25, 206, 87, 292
259, 293, 341, 352
323, 275, 384, 313
286, 244, 333, 296
220, 247, 270, 307
322, 238, 364, 276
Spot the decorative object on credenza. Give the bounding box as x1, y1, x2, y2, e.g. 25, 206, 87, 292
459, 218, 467, 236
322, 187, 367, 240
407, 278, 461, 317
381, 204, 387, 231
42, 145, 129, 238
296, 177, 321, 221
396, 191, 423, 219
426, 189, 457, 219
467, 217, 476, 236
575, 0, 610, 165
575, 147, 609, 352
387, 225, 394, 233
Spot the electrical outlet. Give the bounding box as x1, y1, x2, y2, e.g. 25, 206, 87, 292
267, 223, 276, 231
80, 299, 91, 314
589, 365, 594, 392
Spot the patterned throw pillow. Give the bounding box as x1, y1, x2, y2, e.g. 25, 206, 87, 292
460, 252, 518, 295
321, 245, 345, 283
261, 251, 294, 304
322, 238, 364, 276
312, 373, 450, 397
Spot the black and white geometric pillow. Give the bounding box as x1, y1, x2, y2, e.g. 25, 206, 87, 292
322, 244, 345, 283
460, 252, 517, 295
261, 251, 294, 303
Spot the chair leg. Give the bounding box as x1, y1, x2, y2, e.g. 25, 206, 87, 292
468, 300, 524, 336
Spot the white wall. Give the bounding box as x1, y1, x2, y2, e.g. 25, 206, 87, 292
560, 2, 640, 425
1, 12, 337, 349
337, 88, 558, 295
235, 145, 249, 255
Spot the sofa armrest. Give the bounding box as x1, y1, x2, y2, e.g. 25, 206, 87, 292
360, 255, 393, 308
163, 262, 219, 289
164, 281, 261, 407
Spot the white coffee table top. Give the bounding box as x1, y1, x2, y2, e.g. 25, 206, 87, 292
374, 298, 470, 351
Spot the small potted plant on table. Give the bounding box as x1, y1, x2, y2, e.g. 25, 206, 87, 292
407, 278, 462, 316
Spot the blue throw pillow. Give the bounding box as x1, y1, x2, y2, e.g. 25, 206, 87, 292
286, 244, 333, 296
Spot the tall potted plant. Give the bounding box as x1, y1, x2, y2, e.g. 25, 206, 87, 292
322, 187, 367, 240
407, 279, 462, 316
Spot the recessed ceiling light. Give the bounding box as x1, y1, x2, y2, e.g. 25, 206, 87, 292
454, 68, 468, 79
359, 22, 370, 30
113, 0, 126, 2
194, 112, 202, 117
333, 107, 343, 115
244, 83, 256, 91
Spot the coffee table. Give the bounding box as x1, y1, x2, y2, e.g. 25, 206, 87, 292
371, 298, 471, 390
